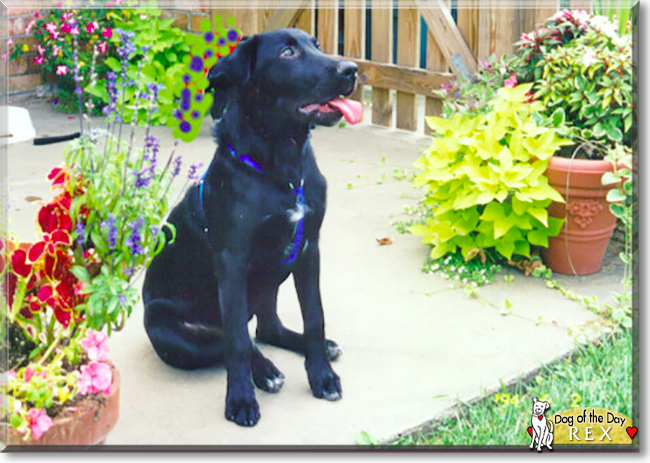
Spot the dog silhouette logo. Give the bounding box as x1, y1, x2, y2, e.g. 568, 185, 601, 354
528, 397, 554, 452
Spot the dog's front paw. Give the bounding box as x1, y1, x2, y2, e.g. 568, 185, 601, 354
225, 389, 260, 427
306, 362, 342, 401
252, 356, 285, 393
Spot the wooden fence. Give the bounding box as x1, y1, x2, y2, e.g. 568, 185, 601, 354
209, 0, 599, 132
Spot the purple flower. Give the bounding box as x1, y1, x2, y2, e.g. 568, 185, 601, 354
116, 28, 136, 61
188, 163, 204, 181
103, 71, 118, 117
101, 214, 118, 250
75, 221, 85, 245
118, 294, 126, 304
145, 83, 165, 105
144, 135, 160, 170
133, 169, 152, 188
172, 156, 182, 177
126, 217, 145, 256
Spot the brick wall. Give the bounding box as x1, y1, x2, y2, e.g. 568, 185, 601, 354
1, 1, 213, 98
1, 7, 47, 97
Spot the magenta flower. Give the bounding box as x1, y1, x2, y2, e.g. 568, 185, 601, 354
26, 408, 52, 441
56, 65, 68, 75
80, 330, 109, 361
86, 21, 99, 34
37, 45, 45, 55
50, 31, 60, 40
52, 45, 61, 57
34, 56, 44, 65
78, 361, 112, 395
504, 74, 518, 88
44, 22, 57, 34
62, 12, 73, 22
102, 28, 113, 38
98, 41, 108, 54
60, 22, 72, 34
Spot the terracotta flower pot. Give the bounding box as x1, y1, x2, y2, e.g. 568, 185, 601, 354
2, 362, 120, 447
542, 156, 617, 275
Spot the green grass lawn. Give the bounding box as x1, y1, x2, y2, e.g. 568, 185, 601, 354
386, 329, 633, 447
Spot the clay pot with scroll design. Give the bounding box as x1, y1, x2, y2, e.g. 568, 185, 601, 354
541, 156, 617, 275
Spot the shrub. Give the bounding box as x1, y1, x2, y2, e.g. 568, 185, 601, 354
410, 84, 571, 262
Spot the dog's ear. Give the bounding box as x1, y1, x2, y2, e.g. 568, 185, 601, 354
545, 402, 550, 410
207, 35, 259, 89
533, 397, 538, 403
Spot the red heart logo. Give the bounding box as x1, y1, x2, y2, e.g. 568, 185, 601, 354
626, 427, 637, 439
527, 427, 533, 436
538, 416, 543, 420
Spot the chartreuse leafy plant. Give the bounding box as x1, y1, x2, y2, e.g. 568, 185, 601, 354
410, 84, 572, 262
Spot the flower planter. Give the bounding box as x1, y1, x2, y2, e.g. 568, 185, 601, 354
2, 362, 120, 447
542, 156, 617, 275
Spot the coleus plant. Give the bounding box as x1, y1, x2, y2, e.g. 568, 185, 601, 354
1, 23, 198, 441
410, 83, 572, 262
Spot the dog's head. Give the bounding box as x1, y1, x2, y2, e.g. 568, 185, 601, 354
532, 397, 550, 417
208, 28, 359, 129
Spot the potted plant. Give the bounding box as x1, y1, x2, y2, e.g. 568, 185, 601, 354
513, 10, 633, 275
1, 29, 187, 446
409, 83, 571, 268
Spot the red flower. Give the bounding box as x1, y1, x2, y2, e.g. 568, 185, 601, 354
47, 167, 68, 188
11, 249, 32, 278
28, 230, 71, 263
38, 202, 72, 234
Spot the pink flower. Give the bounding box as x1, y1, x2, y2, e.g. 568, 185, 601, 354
7, 370, 16, 382
86, 21, 99, 34
504, 74, 518, 88
24, 367, 35, 382
52, 45, 61, 57
56, 65, 68, 75
7, 38, 14, 46
44, 22, 57, 34
70, 26, 80, 36
37, 45, 45, 55
62, 12, 73, 22
25, 20, 36, 35
26, 408, 52, 441
34, 56, 45, 65
97, 41, 108, 54
78, 361, 112, 395
80, 330, 109, 361
50, 31, 60, 40
102, 28, 113, 38
60, 23, 72, 34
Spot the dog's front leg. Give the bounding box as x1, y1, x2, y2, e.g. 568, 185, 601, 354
216, 253, 260, 427
293, 245, 342, 401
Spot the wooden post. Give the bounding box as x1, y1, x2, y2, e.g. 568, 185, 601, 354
317, 0, 339, 55
344, 4, 366, 103
535, 0, 560, 26
424, 0, 449, 133
370, 4, 393, 127
295, 0, 315, 35
395, 8, 420, 131
457, 0, 479, 57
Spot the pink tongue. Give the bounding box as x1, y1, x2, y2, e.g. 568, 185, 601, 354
328, 98, 362, 124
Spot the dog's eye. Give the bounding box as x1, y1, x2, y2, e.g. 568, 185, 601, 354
280, 46, 297, 58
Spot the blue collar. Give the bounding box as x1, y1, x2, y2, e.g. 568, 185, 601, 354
198, 145, 305, 264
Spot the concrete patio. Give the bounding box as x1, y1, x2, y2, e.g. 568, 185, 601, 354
5, 100, 624, 447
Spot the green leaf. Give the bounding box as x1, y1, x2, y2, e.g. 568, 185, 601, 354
527, 229, 549, 247
10, 413, 23, 429
71, 265, 90, 283
609, 203, 625, 218
551, 107, 566, 128
601, 172, 620, 185
606, 188, 625, 202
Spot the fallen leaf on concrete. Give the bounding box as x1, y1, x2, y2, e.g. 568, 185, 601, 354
24, 196, 42, 203
506, 258, 544, 276
376, 237, 393, 246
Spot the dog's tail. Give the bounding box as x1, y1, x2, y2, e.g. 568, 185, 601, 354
548, 420, 554, 432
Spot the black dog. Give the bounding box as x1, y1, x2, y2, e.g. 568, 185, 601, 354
142, 28, 360, 427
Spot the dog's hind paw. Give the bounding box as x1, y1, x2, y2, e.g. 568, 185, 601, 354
326, 340, 342, 362
225, 392, 260, 427
252, 356, 285, 393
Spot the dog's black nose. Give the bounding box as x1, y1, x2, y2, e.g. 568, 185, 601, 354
336, 61, 358, 80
